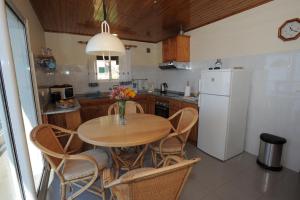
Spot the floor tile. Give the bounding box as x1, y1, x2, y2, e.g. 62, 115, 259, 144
46, 143, 300, 200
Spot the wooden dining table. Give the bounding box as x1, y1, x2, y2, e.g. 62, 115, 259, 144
77, 113, 172, 175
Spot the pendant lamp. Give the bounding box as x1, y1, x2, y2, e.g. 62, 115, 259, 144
86, 1, 125, 56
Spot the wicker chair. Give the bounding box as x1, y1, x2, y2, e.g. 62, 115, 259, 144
150, 107, 198, 167
30, 124, 109, 200
103, 156, 200, 200
108, 101, 145, 171
108, 100, 144, 115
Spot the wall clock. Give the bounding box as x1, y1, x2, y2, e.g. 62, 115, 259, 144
278, 18, 300, 41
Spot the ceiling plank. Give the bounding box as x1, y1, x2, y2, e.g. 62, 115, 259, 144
30, 0, 271, 42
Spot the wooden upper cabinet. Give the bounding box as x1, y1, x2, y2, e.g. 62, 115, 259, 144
162, 35, 190, 62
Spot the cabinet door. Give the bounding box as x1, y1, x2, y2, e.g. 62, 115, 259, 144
80, 105, 102, 122
168, 37, 177, 61
147, 96, 156, 114
176, 36, 190, 62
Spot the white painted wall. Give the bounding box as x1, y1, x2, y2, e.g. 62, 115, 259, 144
9, 0, 45, 54
43, 32, 160, 93
188, 0, 300, 61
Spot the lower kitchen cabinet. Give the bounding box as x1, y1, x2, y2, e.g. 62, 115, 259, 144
42, 110, 83, 153
79, 98, 114, 122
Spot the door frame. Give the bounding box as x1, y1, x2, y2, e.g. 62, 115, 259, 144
4, 2, 50, 199
0, 0, 40, 199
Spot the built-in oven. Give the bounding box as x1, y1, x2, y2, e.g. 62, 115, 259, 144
155, 101, 169, 118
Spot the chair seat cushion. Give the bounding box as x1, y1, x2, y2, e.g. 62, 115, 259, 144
150, 137, 182, 153
63, 149, 109, 180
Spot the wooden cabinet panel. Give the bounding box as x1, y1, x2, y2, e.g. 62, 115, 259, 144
162, 35, 190, 62
176, 36, 190, 62
147, 95, 156, 114
80, 106, 101, 122
42, 110, 83, 153
79, 98, 114, 122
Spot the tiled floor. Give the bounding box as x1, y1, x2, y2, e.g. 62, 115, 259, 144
47, 144, 300, 200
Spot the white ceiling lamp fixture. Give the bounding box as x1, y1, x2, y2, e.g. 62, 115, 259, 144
86, 0, 125, 56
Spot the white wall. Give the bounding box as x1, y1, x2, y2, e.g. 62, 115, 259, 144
43, 32, 160, 93
189, 0, 300, 61
9, 0, 45, 54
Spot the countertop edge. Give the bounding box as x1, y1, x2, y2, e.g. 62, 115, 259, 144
43, 99, 81, 115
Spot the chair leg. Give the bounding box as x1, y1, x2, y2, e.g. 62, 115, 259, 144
60, 183, 66, 200
151, 150, 157, 167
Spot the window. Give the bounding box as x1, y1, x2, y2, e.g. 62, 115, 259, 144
96, 56, 119, 80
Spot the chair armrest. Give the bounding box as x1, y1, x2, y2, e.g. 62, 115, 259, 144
163, 156, 184, 167
103, 168, 114, 187
102, 168, 121, 188
50, 124, 77, 135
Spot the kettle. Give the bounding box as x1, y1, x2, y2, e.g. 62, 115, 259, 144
160, 82, 168, 94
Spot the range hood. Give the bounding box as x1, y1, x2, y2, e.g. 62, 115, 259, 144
159, 61, 191, 70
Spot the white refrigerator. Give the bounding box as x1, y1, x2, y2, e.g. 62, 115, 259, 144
197, 69, 251, 161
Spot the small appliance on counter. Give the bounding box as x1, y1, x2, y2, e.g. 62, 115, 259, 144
160, 82, 168, 94
184, 81, 191, 97
49, 84, 74, 103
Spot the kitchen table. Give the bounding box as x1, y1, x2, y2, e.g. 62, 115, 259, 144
77, 113, 172, 176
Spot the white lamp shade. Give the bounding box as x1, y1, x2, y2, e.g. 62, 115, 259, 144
86, 32, 125, 56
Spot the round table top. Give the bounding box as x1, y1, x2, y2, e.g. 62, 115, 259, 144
77, 114, 172, 147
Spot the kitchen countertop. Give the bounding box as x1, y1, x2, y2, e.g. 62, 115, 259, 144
43, 90, 198, 115
75, 90, 199, 105
43, 98, 81, 115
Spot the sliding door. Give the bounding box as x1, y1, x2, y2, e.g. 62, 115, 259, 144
0, 0, 39, 199
0, 68, 24, 200
6, 5, 43, 191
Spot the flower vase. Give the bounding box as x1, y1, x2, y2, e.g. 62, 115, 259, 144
118, 100, 126, 125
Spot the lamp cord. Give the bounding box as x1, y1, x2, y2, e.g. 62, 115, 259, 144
103, 0, 107, 21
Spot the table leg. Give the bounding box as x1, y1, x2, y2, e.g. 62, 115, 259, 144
109, 145, 149, 177
109, 148, 120, 178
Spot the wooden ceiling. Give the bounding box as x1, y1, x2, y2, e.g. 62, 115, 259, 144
30, 0, 271, 43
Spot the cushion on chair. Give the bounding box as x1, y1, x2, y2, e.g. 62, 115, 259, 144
150, 137, 182, 153
63, 149, 109, 180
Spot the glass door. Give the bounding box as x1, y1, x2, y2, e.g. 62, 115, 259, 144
0, 65, 24, 199
6, 6, 43, 191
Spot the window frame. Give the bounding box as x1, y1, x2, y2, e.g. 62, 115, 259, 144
96, 56, 120, 82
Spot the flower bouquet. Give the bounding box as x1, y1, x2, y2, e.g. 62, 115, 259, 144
110, 86, 136, 124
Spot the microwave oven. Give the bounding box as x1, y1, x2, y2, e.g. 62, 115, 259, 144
49, 84, 74, 100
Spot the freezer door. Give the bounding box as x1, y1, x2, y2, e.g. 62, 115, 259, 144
197, 94, 229, 160
200, 71, 231, 96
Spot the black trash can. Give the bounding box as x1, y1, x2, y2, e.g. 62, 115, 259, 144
257, 133, 287, 171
